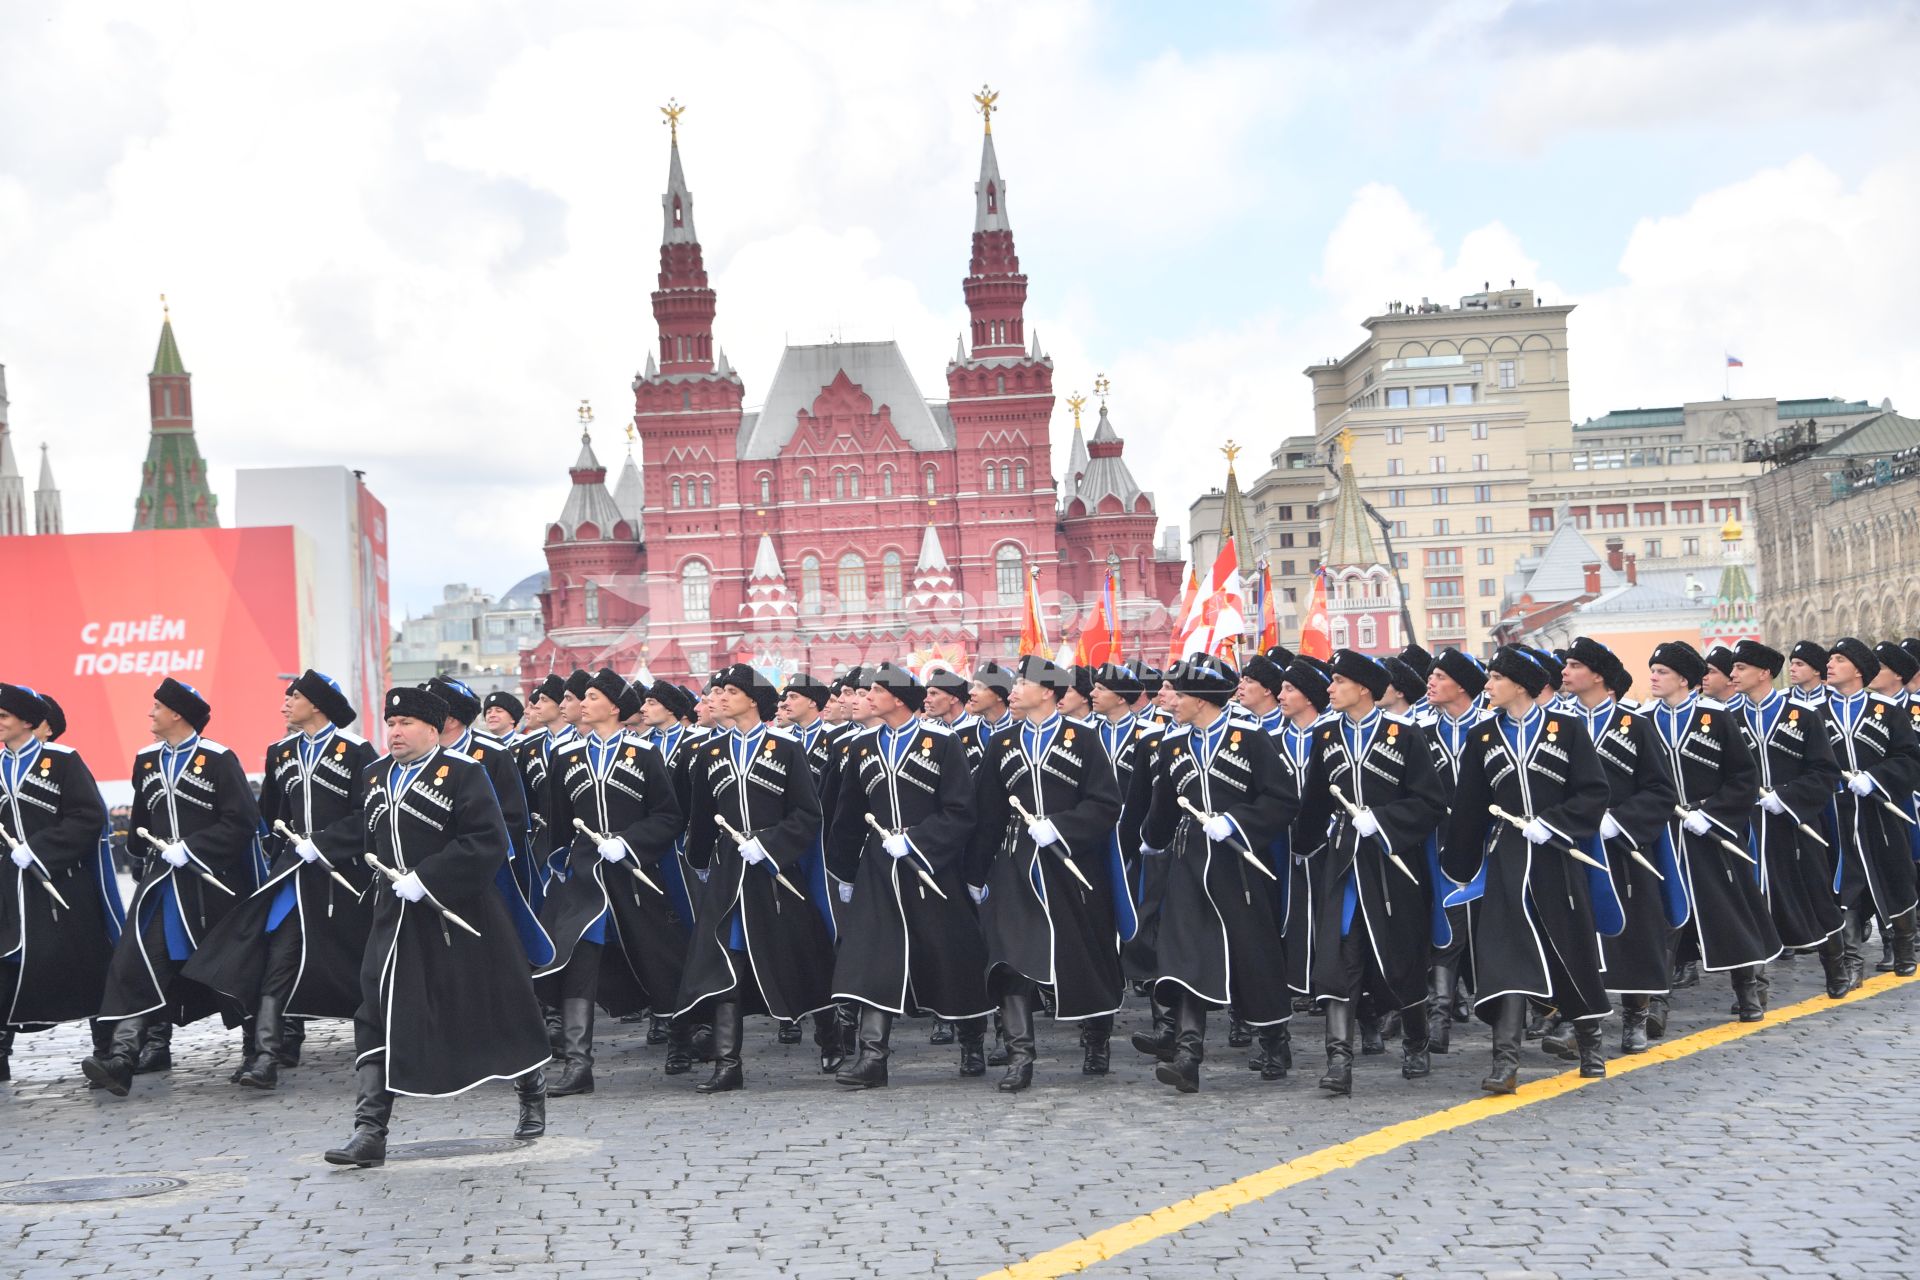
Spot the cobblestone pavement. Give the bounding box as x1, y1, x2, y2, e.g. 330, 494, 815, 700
3, 956, 1915, 1279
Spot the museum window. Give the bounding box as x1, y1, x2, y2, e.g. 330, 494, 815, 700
681, 561, 711, 622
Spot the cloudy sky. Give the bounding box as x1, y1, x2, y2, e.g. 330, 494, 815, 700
2, 0, 1915, 620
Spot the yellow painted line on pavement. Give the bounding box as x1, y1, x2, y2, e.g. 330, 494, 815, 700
981, 971, 1919, 1280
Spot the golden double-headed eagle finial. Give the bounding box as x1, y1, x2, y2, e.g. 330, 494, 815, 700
1222, 440, 1242, 470
1337, 426, 1355, 463
661, 98, 685, 143
973, 84, 999, 134
578, 399, 593, 426
1093, 373, 1110, 407
1066, 393, 1087, 430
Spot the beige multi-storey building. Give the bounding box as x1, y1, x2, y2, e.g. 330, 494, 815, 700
1303, 285, 1572, 655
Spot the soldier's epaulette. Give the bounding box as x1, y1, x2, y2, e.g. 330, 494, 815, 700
1135, 719, 1165, 739
472, 730, 511, 749
1866, 691, 1902, 708
1162, 723, 1193, 741
918, 719, 954, 737
553, 738, 588, 757
1381, 711, 1416, 727
39, 742, 76, 757
766, 724, 799, 743
135, 742, 163, 757
335, 729, 368, 746
1697, 696, 1730, 711
195, 739, 235, 757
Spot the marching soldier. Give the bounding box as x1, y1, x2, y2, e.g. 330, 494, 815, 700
825, 664, 992, 1087
1787, 642, 1830, 705
1292, 651, 1448, 1096
1645, 642, 1779, 1021
966, 656, 1127, 1093
964, 662, 1017, 758
1272, 659, 1333, 1042
1560, 638, 1683, 1051
780, 672, 861, 1067
83, 679, 262, 1095
1726, 642, 1847, 997
1135, 656, 1299, 1093
1415, 648, 1491, 1055
183, 671, 377, 1089
482, 690, 524, 743
1824, 639, 1920, 982
1441, 647, 1622, 1089
534, 669, 686, 1096
323, 685, 551, 1167
672, 665, 834, 1094
0, 684, 119, 1081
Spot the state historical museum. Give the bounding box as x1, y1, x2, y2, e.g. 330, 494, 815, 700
522, 95, 1184, 686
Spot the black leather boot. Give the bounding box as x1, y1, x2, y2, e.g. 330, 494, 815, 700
836, 1006, 892, 1089
135, 1019, 172, 1074
1482, 995, 1524, 1094
813, 1009, 844, 1074
695, 1001, 744, 1094
777, 1019, 802, 1044
1842, 910, 1868, 992
80, 1015, 144, 1097
957, 1024, 987, 1076
514, 1068, 547, 1139
278, 1017, 305, 1068
1401, 1001, 1431, 1079
549, 997, 596, 1096
1673, 957, 1701, 989
1645, 994, 1669, 1039
1893, 911, 1918, 978
0, 1028, 11, 1083
238, 994, 285, 1089
1523, 1005, 1546, 1040
1731, 967, 1765, 1022
647, 1013, 671, 1045
997, 991, 1036, 1093
929, 1019, 956, 1046
987, 1010, 1011, 1068
1428, 962, 1456, 1055
836, 1002, 857, 1060
1818, 934, 1849, 998
1226, 1010, 1252, 1048
1080, 1014, 1112, 1075
1574, 1019, 1606, 1078
1620, 994, 1650, 1054
1359, 1011, 1386, 1056
1256, 1024, 1291, 1080
544, 1004, 564, 1059
324, 1060, 393, 1167
1318, 1002, 1353, 1096
84, 1020, 114, 1089
664, 1014, 696, 1075
1540, 1014, 1576, 1061
1155, 995, 1204, 1093
228, 1017, 258, 1085
1753, 962, 1771, 1012
1129, 997, 1176, 1062
1876, 921, 1896, 972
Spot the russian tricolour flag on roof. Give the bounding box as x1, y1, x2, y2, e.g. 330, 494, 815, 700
1726, 354, 1744, 368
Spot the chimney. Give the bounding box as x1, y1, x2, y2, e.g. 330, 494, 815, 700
1582, 561, 1603, 596
1623, 552, 1638, 585
1604, 536, 1625, 572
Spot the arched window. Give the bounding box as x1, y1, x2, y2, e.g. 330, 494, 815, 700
1358, 616, 1376, 649
923, 465, 937, 496
833, 471, 846, 499
997, 373, 1006, 394
670, 478, 682, 509
1015, 462, 1026, 489
881, 468, 894, 497
882, 551, 903, 609
1001, 462, 1013, 490
849, 469, 861, 498
584, 579, 600, 626
837, 553, 867, 608
700, 476, 712, 506
995, 545, 1024, 604
681, 561, 711, 622
758, 473, 771, 502
800, 556, 822, 613
801, 471, 814, 502
984, 465, 997, 493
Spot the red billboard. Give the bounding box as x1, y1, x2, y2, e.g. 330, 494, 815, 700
352, 477, 391, 722
0, 527, 304, 786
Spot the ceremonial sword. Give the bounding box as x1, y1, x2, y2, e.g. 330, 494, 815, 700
0, 823, 72, 909
1325, 786, 1420, 884
1006, 795, 1096, 892
1842, 772, 1918, 826
712, 814, 808, 901
1486, 804, 1615, 873
861, 811, 950, 899
270, 819, 363, 895
571, 817, 663, 896
133, 826, 237, 895
1671, 807, 1758, 865
1172, 795, 1280, 882
1751, 793, 1830, 847
361, 852, 482, 938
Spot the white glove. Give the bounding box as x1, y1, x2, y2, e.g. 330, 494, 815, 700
836, 880, 853, 904
882, 832, 911, 859
391, 871, 428, 903
10, 844, 34, 869
1352, 809, 1381, 839
597, 838, 628, 862
161, 842, 191, 868
1848, 772, 1876, 797
1027, 818, 1060, 847
1139, 843, 1167, 858
1758, 790, 1787, 816
737, 837, 768, 865
1681, 809, 1712, 836
1599, 813, 1623, 841
968, 884, 988, 905
1204, 814, 1234, 842
1522, 818, 1553, 846
295, 838, 323, 864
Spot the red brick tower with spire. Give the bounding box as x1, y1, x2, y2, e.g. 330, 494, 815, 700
134, 297, 219, 530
